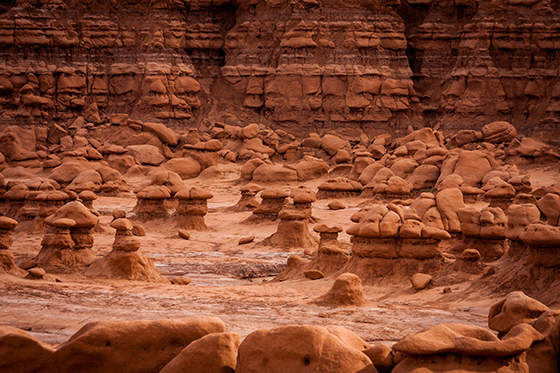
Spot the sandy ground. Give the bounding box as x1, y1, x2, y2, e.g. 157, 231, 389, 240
2, 161, 559, 348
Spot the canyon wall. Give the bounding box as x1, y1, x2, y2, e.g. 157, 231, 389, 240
0, 0, 559, 139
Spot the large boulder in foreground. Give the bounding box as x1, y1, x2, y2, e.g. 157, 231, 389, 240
393, 323, 543, 357
160, 332, 240, 373
0, 326, 55, 373
54, 317, 226, 373
236, 325, 377, 373
488, 291, 550, 334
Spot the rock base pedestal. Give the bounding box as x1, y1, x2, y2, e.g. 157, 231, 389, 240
35, 246, 97, 274
85, 251, 165, 282
267, 220, 316, 249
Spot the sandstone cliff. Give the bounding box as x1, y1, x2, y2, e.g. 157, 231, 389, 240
0, 0, 558, 139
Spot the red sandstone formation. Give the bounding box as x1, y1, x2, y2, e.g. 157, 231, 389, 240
0, 216, 26, 276
85, 217, 164, 282
172, 187, 214, 231
34, 201, 99, 273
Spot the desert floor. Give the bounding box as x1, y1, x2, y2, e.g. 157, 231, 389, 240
2, 161, 559, 347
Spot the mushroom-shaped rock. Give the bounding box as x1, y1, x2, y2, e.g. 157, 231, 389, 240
134, 185, 172, 217
111, 218, 134, 231
260, 188, 289, 199
293, 190, 317, 204
144, 185, 172, 200
78, 190, 98, 212
314, 224, 343, 234
172, 187, 213, 231
78, 190, 97, 201
240, 183, 262, 194
231, 184, 262, 212
189, 187, 214, 200
85, 221, 161, 281
248, 188, 289, 221
266, 191, 316, 248
44, 201, 98, 228
349, 205, 389, 231
316, 273, 366, 306
47, 190, 69, 201
313, 224, 347, 255
519, 224, 560, 267
0, 216, 25, 276
35, 202, 98, 273
3, 184, 29, 218
0, 216, 18, 230
52, 218, 77, 228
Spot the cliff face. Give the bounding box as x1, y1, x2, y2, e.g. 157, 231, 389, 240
0, 0, 559, 138
401, 0, 560, 138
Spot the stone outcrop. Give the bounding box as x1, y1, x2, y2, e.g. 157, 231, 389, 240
230, 183, 261, 212
455, 206, 508, 260
392, 292, 560, 373
34, 201, 99, 273
160, 332, 240, 373
133, 185, 172, 217
246, 188, 288, 222
402, 1, 560, 138
0, 0, 559, 139
172, 187, 213, 231
347, 203, 450, 260
0, 317, 227, 373
520, 223, 560, 267
274, 224, 350, 281
316, 273, 367, 307
317, 178, 362, 199
85, 217, 164, 282
236, 325, 375, 373
263, 189, 317, 249
132, 170, 185, 218
488, 291, 550, 335
0, 217, 26, 276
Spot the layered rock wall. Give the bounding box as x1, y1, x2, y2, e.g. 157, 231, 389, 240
0, 0, 559, 138
402, 0, 560, 138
